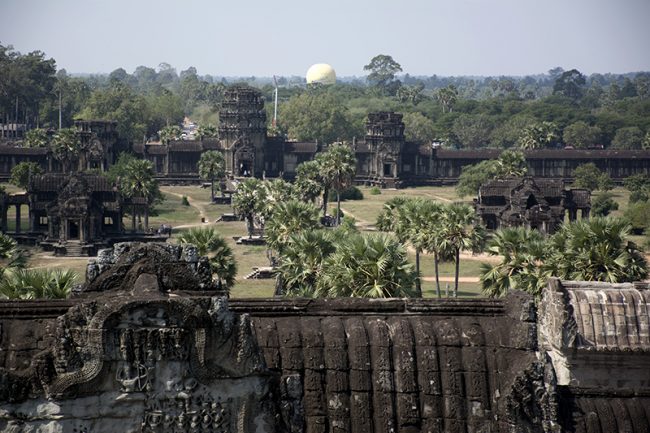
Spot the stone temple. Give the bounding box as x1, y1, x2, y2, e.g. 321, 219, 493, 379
0, 242, 649, 432
1, 85, 650, 188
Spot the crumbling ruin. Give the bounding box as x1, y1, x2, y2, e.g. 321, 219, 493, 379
0, 243, 648, 432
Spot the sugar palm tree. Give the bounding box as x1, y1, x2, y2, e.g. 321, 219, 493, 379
159, 125, 182, 144
195, 124, 218, 141
440, 203, 486, 297
317, 233, 417, 298
265, 200, 320, 255
24, 128, 49, 148
121, 159, 159, 231
320, 144, 356, 225
480, 227, 548, 298
198, 150, 225, 201
547, 217, 648, 283
257, 179, 296, 223
494, 150, 528, 177
0, 233, 25, 284
178, 227, 237, 291
232, 178, 263, 238
421, 201, 449, 298
278, 230, 337, 296
51, 128, 81, 172
0, 269, 77, 300
375, 196, 409, 232
295, 160, 324, 204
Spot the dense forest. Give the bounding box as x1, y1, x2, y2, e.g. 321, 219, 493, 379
1, 44, 649, 149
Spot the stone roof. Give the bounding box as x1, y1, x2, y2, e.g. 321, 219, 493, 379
479, 177, 565, 198
29, 173, 114, 193
0, 145, 48, 155
168, 140, 204, 152
284, 141, 318, 153
546, 279, 650, 352
435, 148, 650, 160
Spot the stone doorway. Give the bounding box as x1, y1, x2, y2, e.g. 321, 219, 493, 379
68, 220, 80, 240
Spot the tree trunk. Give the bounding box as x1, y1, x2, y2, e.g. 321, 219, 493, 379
415, 249, 422, 297
336, 189, 342, 226
131, 205, 136, 232
210, 177, 215, 202
322, 187, 329, 218
144, 206, 149, 231
434, 251, 441, 298
274, 273, 284, 297
454, 248, 460, 298
247, 215, 254, 238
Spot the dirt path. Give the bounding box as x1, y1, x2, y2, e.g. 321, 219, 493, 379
419, 192, 453, 203
339, 206, 371, 227
421, 276, 479, 283
161, 187, 212, 230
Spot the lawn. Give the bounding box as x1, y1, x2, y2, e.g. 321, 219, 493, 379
4, 182, 648, 299
336, 185, 470, 227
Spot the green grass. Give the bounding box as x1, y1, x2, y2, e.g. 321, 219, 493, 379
422, 281, 483, 298
337, 185, 469, 226
4, 183, 648, 299
410, 252, 487, 278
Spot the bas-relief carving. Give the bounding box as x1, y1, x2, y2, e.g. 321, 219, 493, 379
0, 297, 275, 433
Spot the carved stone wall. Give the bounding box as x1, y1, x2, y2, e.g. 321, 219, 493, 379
0, 296, 275, 433
1, 268, 649, 432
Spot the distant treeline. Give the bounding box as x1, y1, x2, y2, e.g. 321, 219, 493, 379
1, 44, 649, 149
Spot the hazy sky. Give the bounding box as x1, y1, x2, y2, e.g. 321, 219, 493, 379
2, 0, 649, 77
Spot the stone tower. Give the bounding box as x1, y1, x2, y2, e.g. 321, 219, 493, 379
218, 85, 267, 176
366, 112, 405, 185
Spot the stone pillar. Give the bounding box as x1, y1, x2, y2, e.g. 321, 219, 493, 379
15, 205, 21, 233
29, 206, 35, 232
0, 207, 7, 233
568, 209, 577, 222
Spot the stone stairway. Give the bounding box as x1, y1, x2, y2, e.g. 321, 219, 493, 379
64, 241, 84, 257
243, 267, 276, 279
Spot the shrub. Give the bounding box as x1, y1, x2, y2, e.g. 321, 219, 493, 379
328, 186, 364, 201
629, 190, 649, 204
591, 193, 619, 217
624, 201, 650, 235
181, 196, 190, 206
369, 186, 381, 195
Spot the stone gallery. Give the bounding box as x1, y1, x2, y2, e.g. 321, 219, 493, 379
2, 86, 650, 188
0, 243, 648, 432
475, 177, 592, 233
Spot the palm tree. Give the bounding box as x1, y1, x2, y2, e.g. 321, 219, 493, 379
421, 201, 449, 298
317, 233, 417, 298
295, 160, 324, 204
440, 203, 485, 297
375, 196, 409, 232
195, 124, 218, 141
178, 227, 237, 291
232, 178, 263, 238
265, 200, 320, 255
0, 233, 25, 284
494, 150, 528, 177
480, 227, 548, 298
198, 150, 226, 201
278, 230, 337, 296
547, 217, 648, 283
319, 144, 356, 225
257, 179, 296, 223
51, 128, 81, 172
0, 269, 77, 300
24, 128, 49, 148
121, 159, 159, 231
159, 125, 182, 144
